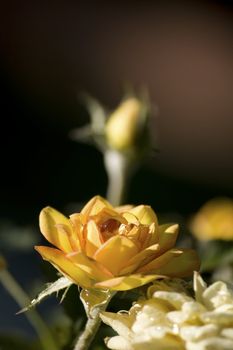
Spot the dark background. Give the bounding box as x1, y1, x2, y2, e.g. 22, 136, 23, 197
0, 0, 233, 341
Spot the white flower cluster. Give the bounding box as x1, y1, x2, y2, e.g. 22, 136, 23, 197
101, 273, 233, 350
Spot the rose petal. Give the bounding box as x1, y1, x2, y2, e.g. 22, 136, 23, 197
158, 224, 179, 253
200, 310, 233, 325
120, 244, 160, 275
128, 224, 155, 250
69, 213, 86, 251
67, 251, 113, 281
94, 235, 139, 275
186, 337, 233, 350
100, 312, 132, 338
81, 195, 112, 217
180, 324, 219, 342
35, 246, 92, 288
55, 224, 80, 251
128, 205, 158, 225
138, 249, 200, 278
122, 212, 139, 224
95, 274, 159, 291
137, 249, 183, 274
96, 207, 127, 224
194, 271, 207, 304
106, 336, 132, 350
39, 207, 73, 253
85, 220, 104, 257
153, 291, 193, 309
156, 249, 200, 278
143, 222, 159, 249
202, 281, 233, 310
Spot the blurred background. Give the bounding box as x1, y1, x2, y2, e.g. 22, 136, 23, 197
0, 0, 233, 347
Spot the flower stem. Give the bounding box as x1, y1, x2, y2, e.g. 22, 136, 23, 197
0, 268, 59, 350
74, 292, 114, 350
73, 312, 102, 350
104, 150, 131, 206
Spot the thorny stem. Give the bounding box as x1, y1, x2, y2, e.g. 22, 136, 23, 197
0, 269, 59, 350
73, 295, 113, 350
73, 312, 102, 350
74, 151, 130, 349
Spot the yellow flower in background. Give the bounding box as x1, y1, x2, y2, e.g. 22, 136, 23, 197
101, 272, 233, 350
35, 196, 199, 291
190, 198, 233, 241
105, 97, 146, 151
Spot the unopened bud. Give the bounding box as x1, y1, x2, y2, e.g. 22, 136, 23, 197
105, 97, 144, 151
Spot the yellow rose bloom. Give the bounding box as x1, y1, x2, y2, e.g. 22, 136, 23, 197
35, 196, 199, 291
190, 198, 233, 240
101, 272, 233, 350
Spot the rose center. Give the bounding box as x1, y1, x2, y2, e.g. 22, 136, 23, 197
99, 219, 120, 233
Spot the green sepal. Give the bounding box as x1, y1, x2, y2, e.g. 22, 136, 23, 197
80, 288, 115, 318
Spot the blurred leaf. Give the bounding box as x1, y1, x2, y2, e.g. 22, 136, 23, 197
212, 264, 233, 285
0, 334, 39, 350
0, 220, 39, 251
200, 240, 233, 272
70, 94, 107, 148
81, 94, 107, 134
49, 311, 72, 349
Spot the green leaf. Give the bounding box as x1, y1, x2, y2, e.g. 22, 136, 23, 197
83, 94, 107, 134
18, 277, 72, 313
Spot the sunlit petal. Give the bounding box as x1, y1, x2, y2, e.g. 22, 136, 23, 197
128, 205, 158, 225
120, 244, 160, 275
94, 235, 139, 275
139, 249, 200, 278
105, 336, 132, 350
95, 274, 159, 291
67, 251, 113, 281
55, 224, 80, 251
158, 224, 179, 254
35, 246, 92, 287
39, 207, 73, 253
69, 213, 86, 250
100, 312, 133, 339
84, 220, 103, 257
156, 249, 200, 278
81, 195, 112, 217
96, 207, 126, 223
137, 248, 182, 273
122, 212, 139, 225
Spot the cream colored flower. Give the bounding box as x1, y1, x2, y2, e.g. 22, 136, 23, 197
190, 198, 233, 240
101, 272, 233, 350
